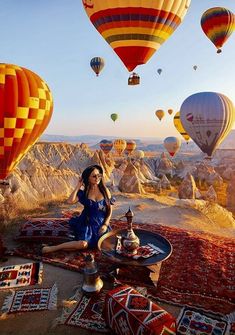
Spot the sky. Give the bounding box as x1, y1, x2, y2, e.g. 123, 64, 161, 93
1, 0, 235, 139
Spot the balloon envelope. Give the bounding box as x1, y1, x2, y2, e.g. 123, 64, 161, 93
110, 113, 118, 122
193, 65, 197, 71
99, 139, 113, 154
113, 139, 126, 155
168, 109, 174, 115
173, 112, 190, 142
125, 140, 136, 155
82, 0, 191, 71
133, 150, 145, 159
0, 64, 53, 180
155, 110, 165, 121
201, 7, 235, 53
180, 92, 235, 157
90, 57, 105, 76
157, 69, 162, 75
164, 137, 181, 157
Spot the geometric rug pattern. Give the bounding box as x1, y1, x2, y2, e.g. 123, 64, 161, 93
1, 283, 57, 316
9, 219, 235, 314
58, 289, 110, 333
177, 307, 230, 335
0, 262, 43, 290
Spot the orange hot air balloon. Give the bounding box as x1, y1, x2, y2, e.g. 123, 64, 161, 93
155, 109, 165, 121
0, 64, 53, 180
82, 0, 191, 72
125, 140, 136, 155
168, 109, 174, 115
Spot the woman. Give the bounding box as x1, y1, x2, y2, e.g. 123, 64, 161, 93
42, 165, 114, 254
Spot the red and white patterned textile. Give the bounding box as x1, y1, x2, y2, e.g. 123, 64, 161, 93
104, 285, 176, 335
15, 218, 73, 243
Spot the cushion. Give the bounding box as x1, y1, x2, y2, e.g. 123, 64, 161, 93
104, 284, 176, 335
15, 218, 74, 243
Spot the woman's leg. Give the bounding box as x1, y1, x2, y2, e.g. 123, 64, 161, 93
42, 240, 88, 254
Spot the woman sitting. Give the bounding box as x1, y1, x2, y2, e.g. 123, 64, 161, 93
42, 164, 114, 254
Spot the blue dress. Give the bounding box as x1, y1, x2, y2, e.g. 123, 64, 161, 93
68, 189, 113, 248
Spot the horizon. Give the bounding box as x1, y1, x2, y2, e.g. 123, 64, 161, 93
1, 0, 235, 139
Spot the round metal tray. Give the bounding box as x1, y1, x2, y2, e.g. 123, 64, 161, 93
98, 228, 172, 267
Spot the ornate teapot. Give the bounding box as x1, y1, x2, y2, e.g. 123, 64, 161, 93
119, 207, 140, 255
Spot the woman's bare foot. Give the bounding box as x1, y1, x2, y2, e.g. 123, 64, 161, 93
42, 246, 51, 254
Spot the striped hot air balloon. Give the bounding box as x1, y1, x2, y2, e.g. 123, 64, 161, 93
125, 140, 136, 155
173, 111, 190, 142
90, 57, 105, 76
82, 0, 191, 72
99, 139, 113, 154
201, 7, 235, 53
0, 64, 53, 180
164, 137, 181, 157
180, 92, 235, 157
113, 139, 126, 156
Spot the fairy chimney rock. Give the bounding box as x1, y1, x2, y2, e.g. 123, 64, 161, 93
178, 173, 196, 199
119, 162, 144, 194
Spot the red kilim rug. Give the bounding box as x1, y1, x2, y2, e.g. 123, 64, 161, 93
58, 289, 110, 333
9, 220, 235, 315
1, 283, 57, 317
0, 262, 43, 290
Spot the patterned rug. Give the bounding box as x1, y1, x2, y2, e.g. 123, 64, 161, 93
0, 262, 43, 290
177, 307, 230, 335
58, 289, 110, 333
1, 283, 57, 317
9, 220, 235, 314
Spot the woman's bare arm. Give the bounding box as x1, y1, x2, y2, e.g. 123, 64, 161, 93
67, 177, 83, 204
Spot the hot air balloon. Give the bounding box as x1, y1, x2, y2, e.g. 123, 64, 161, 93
193, 65, 197, 71
133, 150, 145, 159
82, 0, 191, 72
90, 57, 105, 76
155, 110, 165, 121
99, 139, 113, 155
125, 140, 136, 156
157, 69, 162, 75
201, 7, 235, 53
173, 112, 190, 142
0, 63, 53, 180
164, 137, 181, 157
110, 113, 118, 122
113, 139, 126, 156
180, 92, 235, 157
168, 109, 174, 115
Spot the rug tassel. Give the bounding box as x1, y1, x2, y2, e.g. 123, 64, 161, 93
0, 290, 14, 315
48, 283, 58, 310
225, 311, 235, 322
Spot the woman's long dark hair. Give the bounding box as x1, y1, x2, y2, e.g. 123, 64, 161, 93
81, 165, 111, 219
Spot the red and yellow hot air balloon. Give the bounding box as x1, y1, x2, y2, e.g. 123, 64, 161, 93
113, 139, 126, 156
125, 140, 136, 156
99, 139, 113, 154
0, 64, 53, 180
201, 7, 235, 53
82, 0, 191, 72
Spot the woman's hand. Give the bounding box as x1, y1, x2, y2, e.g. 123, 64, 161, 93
98, 225, 108, 235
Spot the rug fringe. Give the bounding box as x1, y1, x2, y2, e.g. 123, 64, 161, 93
225, 311, 235, 322
0, 290, 15, 315
48, 283, 58, 310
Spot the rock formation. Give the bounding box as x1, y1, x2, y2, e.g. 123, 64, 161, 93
178, 173, 196, 199
119, 162, 144, 194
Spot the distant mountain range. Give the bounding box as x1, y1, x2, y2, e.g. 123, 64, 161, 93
40, 129, 235, 151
